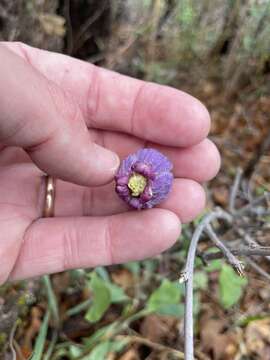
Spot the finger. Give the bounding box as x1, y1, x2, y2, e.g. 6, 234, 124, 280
9, 209, 181, 281
153, 138, 221, 182
159, 179, 206, 223
0, 134, 220, 183
0, 44, 119, 186
55, 178, 206, 222
0, 214, 28, 284
5, 42, 210, 147
0, 146, 31, 166
90, 131, 221, 182
0, 163, 40, 285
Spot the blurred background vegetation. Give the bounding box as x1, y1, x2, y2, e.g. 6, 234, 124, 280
0, 0, 269, 359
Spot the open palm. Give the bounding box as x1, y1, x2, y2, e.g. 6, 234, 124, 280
0, 42, 220, 284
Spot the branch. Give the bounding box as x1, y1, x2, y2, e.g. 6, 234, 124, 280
179, 169, 269, 359
179, 208, 232, 360
9, 321, 17, 360
229, 167, 243, 213
204, 245, 270, 261
236, 227, 270, 262
245, 258, 270, 282
205, 224, 244, 276
235, 192, 270, 216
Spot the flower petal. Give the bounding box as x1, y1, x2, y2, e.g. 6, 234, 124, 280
117, 153, 138, 177
115, 148, 173, 210
136, 148, 173, 173
149, 172, 174, 206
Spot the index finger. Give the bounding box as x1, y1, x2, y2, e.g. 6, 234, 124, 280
5, 42, 210, 147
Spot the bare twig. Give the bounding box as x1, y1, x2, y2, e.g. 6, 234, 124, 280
180, 167, 269, 359
245, 258, 270, 282
179, 208, 232, 360
229, 167, 243, 213
204, 245, 270, 261
206, 224, 245, 276
9, 321, 17, 360
236, 227, 270, 262
63, 0, 73, 55
179, 209, 232, 283
236, 192, 270, 216
72, 1, 108, 55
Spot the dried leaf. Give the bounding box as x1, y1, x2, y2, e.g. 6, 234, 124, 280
39, 14, 66, 37
140, 314, 177, 343
111, 269, 135, 290
200, 315, 237, 360
245, 318, 270, 359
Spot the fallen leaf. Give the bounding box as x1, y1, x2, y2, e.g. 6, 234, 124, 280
245, 318, 270, 359
200, 313, 237, 360
212, 186, 229, 206
39, 13, 66, 37
140, 314, 177, 344
111, 269, 135, 291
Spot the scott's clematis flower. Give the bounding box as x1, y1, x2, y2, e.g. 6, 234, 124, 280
115, 148, 173, 209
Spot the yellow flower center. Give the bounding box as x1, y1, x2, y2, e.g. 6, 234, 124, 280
128, 173, 147, 197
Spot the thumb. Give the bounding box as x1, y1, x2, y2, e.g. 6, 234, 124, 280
0, 44, 119, 186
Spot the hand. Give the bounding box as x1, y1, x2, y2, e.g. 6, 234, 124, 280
0, 42, 220, 284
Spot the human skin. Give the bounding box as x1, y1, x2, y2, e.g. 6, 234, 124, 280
0, 42, 220, 284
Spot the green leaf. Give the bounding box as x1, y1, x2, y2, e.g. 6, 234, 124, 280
85, 271, 129, 323
69, 345, 83, 358
255, 186, 268, 196
193, 271, 208, 290
105, 282, 129, 303
85, 273, 111, 323
147, 279, 182, 315
30, 310, 50, 360
95, 266, 110, 281
219, 264, 248, 309
142, 259, 158, 273
205, 259, 223, 272
205, 247, 223, 272
85, 341, 111, 360
83, 339, 128, 360
156, 303, 185, 317
124, 261, 141, 275
109, 338, 129, 353
193, 292, 201, 316
237, 314, 270, 327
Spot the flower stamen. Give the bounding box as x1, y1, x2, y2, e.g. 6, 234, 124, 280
128, 173, 147, 197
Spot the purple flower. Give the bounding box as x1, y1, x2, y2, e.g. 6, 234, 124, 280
115, 148, 173, 209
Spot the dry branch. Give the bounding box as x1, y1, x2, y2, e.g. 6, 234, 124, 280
179, 166, 270, 359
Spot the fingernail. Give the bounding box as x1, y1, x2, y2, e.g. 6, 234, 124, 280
94, 144, 120, 173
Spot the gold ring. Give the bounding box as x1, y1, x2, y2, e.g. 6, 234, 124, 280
43, 176, 56, 218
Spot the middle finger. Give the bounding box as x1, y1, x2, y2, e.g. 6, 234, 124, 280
54, 178, 206, 223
